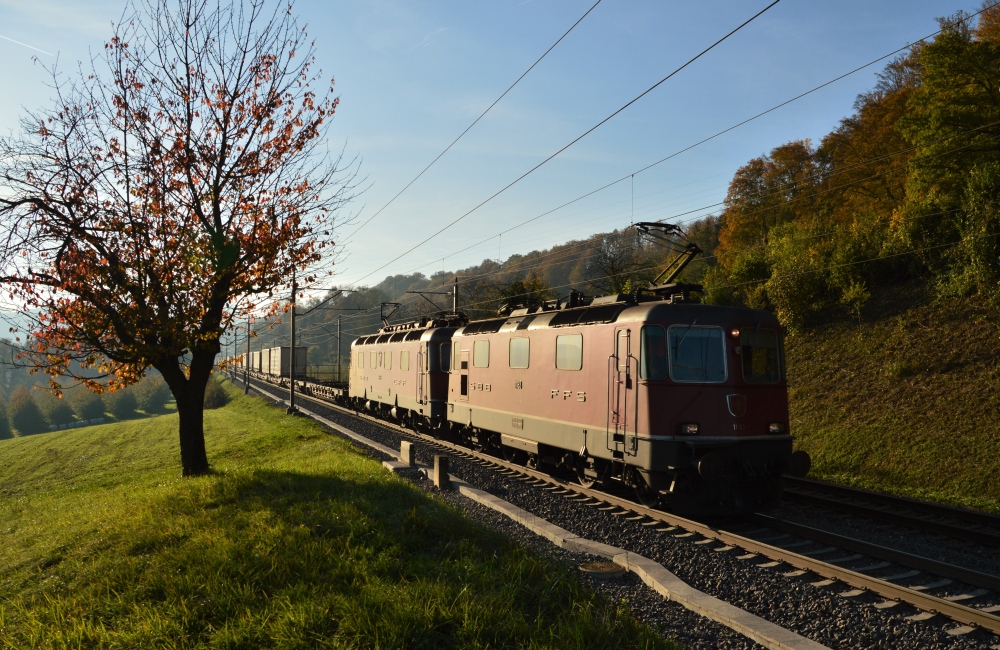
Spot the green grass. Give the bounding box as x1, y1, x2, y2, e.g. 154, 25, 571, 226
787, 283, 1000, 513
0, 385, 676, 649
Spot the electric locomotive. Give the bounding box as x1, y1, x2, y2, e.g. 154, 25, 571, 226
346, 223, 809, 515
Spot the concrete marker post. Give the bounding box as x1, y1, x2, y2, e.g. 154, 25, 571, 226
434, 455, 450, 489
400, 440, 415, 466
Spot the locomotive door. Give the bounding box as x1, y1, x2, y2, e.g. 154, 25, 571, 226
607, 328, 638, 457
417, 346, 427, 405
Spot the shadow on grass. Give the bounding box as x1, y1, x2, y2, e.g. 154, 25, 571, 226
125, 468, 662, 649
202, 467, 489, 568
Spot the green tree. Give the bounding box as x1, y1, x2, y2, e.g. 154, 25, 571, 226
134, 377, 172, 414
203, 374, 230, 410
72, 392, 106, 421
956, 162, 1000, 294
898, 6, 1000, 256
9, 386, 47, 435
0, 399, 11, 439
36, 391, 75, 426
105, 388, 138, 420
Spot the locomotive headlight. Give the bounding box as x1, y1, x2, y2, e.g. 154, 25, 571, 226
768, 422, 785, 434
680, 422, 699, 435
730, 328, 741, 338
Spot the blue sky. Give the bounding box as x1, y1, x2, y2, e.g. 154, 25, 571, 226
0, 0, 974, 295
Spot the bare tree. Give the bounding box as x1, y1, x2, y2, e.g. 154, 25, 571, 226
585, 228, 655, 295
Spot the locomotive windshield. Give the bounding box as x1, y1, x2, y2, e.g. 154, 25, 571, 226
666, 325, 727, 383
740, 330, 782, 383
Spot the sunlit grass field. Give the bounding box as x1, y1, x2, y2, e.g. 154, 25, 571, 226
787, 284, 1000, 514
0, 384, 675, 649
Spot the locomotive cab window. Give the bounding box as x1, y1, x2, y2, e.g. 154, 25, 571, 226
640, 325, 668, 380
555, 334, 583, 371
667, 325, 726, 383
509, 337, 529, 369
473, 340, 490, 368
426, 343, 441, 372
740, 330, 781, 383
400, 350, 410, 371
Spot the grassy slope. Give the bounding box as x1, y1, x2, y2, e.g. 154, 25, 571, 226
0, 387, 674, 649
786, 283, 1000, 513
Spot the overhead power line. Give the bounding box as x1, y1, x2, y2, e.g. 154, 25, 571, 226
348, 2, 1000, 288
338, 0, 605, 248
370, 26, 967, 281
344, 0, 782, 288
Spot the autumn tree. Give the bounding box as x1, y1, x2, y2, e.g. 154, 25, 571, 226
817, 51, 918, 228
0, 0, 357, 474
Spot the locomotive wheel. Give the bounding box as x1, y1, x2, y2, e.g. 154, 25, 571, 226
576, 466, 597, 489
634, 482, 661, 509
502, 446, 527, 465
576, 459, 606, 489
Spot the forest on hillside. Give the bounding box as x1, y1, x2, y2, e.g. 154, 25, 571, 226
250, 5, 1000, 374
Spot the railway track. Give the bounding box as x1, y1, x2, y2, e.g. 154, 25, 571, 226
782, 476, 1000, 548
239, 373, 1000, 641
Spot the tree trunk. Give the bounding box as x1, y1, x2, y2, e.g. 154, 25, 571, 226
156, 352, 214, 477
175, 383, 210, 476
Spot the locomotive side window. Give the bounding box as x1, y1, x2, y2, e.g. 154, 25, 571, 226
440, 342, 452, 372
667, 325, 726, 383
509, 337, 529, 368
640, 325, 668, 380
370, 351, 376, 368
555, 334, 583, 371
400, 350, 410, 371
385, 350, 392, 370
473, 340, 490, 368
740, 330, 781, 383
453, 343, 462, 371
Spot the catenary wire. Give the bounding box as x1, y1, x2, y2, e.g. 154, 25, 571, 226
337, 0, 604, 247
337, 1, 782, 290
336, 3, 999, 290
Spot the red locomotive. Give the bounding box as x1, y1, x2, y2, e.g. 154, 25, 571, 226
346, 223, 809, 515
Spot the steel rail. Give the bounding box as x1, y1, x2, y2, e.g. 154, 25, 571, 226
752, 513, 1000, 591
783, 487, 1000, 548
785, 476, 1000, 532
239, 373, 1000, 635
